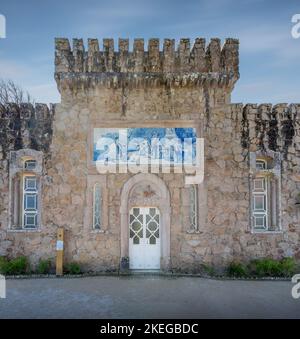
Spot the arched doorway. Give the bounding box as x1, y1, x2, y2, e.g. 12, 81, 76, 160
129, 206, 160, 269
120, 173, 171, 271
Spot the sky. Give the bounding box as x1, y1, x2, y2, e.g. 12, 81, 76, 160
0, 0, 299, 104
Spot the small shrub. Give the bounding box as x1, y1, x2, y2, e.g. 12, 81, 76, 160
227, 262, 248, 277
9, 256, 29, 275
250, 258, 281, 277
64, 262, 81, 275
0, 256, 30, 275
201, 264, 215, 276
36, 259, 52, 274
0, 257, 9, 274
279, 257, 296, 277
248, 257, 296, 277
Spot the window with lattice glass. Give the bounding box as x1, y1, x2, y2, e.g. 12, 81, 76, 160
24, 160, 37, 170
250, 156, 281, 233
93, 184, 102, 230
145, 208, 159, 245
256, 159, 267, 170
9, 150, 43, 231
189, 185, 199, 231
22, 175, 38, 229
252, 177, 268, 230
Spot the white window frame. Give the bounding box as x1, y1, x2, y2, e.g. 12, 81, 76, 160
24, 159, 37, 171
250, 152, 282, 234
256, 159, 267, 170
252, 176, 268, 231
22, 174, 38, 229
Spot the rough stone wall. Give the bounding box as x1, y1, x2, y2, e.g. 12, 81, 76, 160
177, 104, 300, 271
0, 37, 299, 272
0, 104, 55, 260
40, 82, 212, 271
39, 92, 300, 272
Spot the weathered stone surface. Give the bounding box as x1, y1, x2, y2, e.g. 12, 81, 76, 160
0, 37, 299, 273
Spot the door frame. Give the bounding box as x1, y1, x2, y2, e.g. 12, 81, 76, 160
120, 173, 171, 271
129, 206, 161, 270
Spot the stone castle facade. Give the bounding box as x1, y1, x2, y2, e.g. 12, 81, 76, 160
0, 37, 299, 272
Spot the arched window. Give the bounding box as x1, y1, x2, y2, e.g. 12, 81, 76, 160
255, 159, 267, 170
24, 159, 37, 170
93, 184, 102, 230
189, 185, 199, 231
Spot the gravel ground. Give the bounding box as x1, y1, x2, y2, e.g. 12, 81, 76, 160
0, 275, 299, 319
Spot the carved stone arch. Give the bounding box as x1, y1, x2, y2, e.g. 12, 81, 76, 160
120, 173, 171, 271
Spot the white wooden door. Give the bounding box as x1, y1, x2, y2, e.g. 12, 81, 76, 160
129, 207, 160, 269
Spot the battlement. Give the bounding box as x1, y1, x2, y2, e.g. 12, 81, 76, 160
231, 103, 300, 122
0, 103, 54, 120
55, 37, 239, 81
0, 103, 55, 158
230, 103, 300, 155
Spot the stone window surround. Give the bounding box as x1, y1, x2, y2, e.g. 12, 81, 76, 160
184, 181, 207, 234
93, 183, 102, 230
120, 173, 171, 271
8, 149, 43, 232
84, 175, 108, 233
188, 184, 199, 232
249, 151, 282, 234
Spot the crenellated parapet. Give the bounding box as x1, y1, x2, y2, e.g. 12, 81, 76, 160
0, 103, 55, 160
55, 37, 239, 91
231, 103, 300, 156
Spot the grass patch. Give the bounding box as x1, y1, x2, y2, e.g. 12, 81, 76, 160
0, 256, 29, 275
249, 257, 297, 277
227, 262, 248, 278
64, 262, 81, 275
201, 264, 215, 276
226, 257, 297, 278
36, 259, 52, 274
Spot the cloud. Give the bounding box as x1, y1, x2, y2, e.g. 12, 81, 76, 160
0, 58, 58, 104
233, 80, 300, 103
27, 83, 60, 104
238, 24, 300, 63
0, 59, 29, 79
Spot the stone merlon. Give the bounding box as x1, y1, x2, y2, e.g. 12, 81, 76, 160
54, 38, 239, 90
0, 103, 55, 159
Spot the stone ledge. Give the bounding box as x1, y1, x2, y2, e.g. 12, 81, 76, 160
3, 272, 293, 281
7, 229, 42, 233
55, 71, 238, 92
